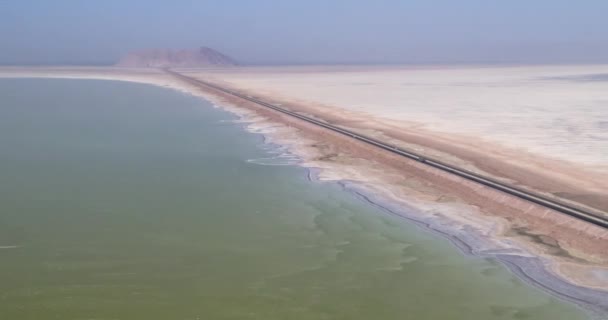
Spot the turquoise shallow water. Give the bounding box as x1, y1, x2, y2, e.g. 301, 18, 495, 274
0, 78, 587, 319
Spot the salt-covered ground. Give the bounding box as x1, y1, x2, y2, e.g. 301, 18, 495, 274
191, 64, 608, 170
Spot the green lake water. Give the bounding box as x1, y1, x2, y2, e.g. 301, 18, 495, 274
0, 79, 587, 319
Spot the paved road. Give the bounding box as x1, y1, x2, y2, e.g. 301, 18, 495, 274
165, 68, 608, 230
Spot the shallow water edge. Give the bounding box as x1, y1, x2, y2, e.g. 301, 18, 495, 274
224, 93, 608, 320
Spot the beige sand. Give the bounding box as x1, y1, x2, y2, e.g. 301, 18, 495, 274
1, 66, 607, 305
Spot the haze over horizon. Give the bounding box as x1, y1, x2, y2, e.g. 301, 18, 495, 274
2, 0, 608, 65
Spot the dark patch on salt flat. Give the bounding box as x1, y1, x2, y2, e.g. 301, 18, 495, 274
542, 73, 608, 82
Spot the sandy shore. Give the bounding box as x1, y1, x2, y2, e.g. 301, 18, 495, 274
1, 66, 607, 317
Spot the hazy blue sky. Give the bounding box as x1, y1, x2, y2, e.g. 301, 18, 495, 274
1, 0, 607, 65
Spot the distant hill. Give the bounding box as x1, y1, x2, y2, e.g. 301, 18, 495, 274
116, 47, 238, 68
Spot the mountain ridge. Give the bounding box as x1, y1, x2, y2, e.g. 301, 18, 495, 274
116, 47, 238, 67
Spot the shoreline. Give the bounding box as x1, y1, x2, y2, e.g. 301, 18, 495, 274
1, 67, 606, 318
338, 181, 608, 319
256, 127, 608, 318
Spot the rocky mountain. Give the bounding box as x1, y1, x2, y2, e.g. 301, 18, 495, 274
116, 47, 238, 68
